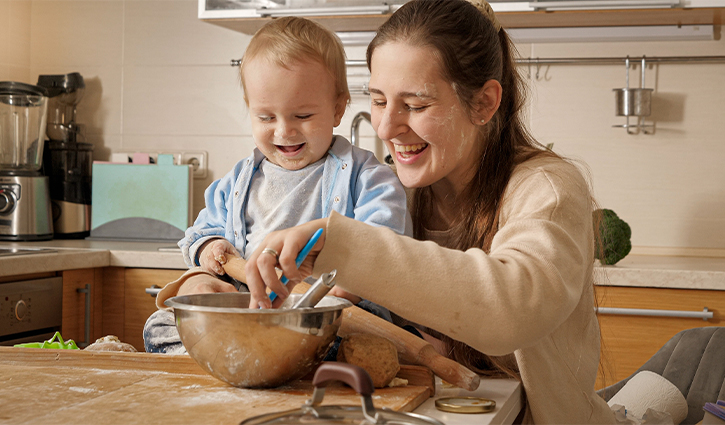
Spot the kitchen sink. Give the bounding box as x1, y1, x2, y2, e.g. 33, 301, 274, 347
0, 248, 57, 257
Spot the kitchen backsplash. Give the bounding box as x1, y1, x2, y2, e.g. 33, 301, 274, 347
2, 0, 724, 254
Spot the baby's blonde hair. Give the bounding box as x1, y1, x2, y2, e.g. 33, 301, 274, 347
240, 17, 350, 106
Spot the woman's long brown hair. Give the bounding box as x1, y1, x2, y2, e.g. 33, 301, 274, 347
366, 0, 563, 379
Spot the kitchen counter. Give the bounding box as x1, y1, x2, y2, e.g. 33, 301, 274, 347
597, 255, 725, 291
0, 239, 186, 277
1, 239, 724, 291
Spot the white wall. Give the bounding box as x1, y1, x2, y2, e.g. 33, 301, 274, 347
8, 0, 725, 253
526, 39, 725, 254
0, 0, 31, 82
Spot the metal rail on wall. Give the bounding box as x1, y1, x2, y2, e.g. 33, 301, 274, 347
344, 55, 725, 134
345, 55, 725, 68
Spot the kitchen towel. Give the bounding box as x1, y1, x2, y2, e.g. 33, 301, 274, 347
608, 370, 688, 424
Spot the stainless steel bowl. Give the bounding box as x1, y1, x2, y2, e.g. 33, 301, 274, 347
165, 292, 352, 388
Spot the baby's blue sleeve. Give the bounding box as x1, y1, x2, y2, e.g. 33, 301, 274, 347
351, 158, 410, 236
178, 162, 243, 267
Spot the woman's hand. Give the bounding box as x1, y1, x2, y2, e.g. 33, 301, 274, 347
245, 218, 328, 309
198, 238, 240, 276
177, 273, 237, 296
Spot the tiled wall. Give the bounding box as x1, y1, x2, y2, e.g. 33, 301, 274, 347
0, 1, 31, 82
7, 0, 725, 252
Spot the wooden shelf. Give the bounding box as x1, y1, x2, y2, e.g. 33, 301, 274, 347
204, 7, 724, 35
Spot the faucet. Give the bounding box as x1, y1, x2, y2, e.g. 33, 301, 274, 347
350, 111, 371, 147
350, 111, 393, 164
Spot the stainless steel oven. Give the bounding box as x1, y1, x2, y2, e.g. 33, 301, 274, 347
0, 276, 63, 345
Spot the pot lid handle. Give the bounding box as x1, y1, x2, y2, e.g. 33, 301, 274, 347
308, 363, 380, 423
312, 362, 375, 396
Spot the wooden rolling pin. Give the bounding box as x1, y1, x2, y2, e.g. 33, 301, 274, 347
222, 256, 481, 391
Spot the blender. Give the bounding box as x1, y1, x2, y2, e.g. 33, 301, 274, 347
0, 82, 53, 241
37, 73, 93, 239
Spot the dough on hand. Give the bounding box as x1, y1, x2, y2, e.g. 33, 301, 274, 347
84, 335, 137, 352
337, 333, 400, 388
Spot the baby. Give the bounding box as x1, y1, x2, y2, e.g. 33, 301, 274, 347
143, 17, 408, 354
183, 16, 408, 279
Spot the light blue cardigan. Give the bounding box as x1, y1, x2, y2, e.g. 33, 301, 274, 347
180, 135, 410, 266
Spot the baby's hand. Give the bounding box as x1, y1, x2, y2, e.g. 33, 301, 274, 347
198, 239, 239, 276
328, 286, 362, 305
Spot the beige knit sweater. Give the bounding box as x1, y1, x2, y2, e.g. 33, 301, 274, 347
313, 155, 616, 424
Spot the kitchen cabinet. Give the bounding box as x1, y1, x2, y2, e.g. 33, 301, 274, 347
198, 0, 725, 35
62, 268, 104, 347
103, 268, 185, 351
10, 266, 183, 351
594, 285, 724, 390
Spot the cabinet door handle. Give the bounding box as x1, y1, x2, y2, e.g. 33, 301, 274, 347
76, 283, 91, 347
596, 306, 713, 321
145, 285, 162, 297
257, 5, 391, 17
530, 0, 678, 11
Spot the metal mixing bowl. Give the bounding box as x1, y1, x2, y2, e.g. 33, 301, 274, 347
165, 292, 352, 388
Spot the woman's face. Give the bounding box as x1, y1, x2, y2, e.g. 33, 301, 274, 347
369, 42, 483, 193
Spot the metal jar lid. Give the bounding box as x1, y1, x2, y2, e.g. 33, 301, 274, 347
240, 363, 444, 425
435, 396, 496, 414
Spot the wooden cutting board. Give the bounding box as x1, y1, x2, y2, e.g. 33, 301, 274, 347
0, 347, 433, 425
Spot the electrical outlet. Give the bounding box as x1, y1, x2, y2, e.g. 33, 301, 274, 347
182, 151, 208, 179
109, 149, 207, 179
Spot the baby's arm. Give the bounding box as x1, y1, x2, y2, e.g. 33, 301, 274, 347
329, 156, 408, 304
351, 158, 409, 235
180, 160, 248, 267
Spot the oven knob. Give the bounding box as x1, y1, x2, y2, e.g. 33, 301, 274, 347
0, 190, 16, 214
15, 300, 28, 321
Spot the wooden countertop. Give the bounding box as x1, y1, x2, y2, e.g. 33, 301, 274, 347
1, 240, 723, 291
0, 348, 431, 425
0, 347, 523, 425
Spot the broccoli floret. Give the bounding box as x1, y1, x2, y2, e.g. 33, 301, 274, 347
593, 208, 632, 265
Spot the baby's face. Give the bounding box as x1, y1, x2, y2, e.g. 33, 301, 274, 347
244, 58, 345, 170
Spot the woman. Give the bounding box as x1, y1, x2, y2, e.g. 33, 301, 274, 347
244, 0, 616, 423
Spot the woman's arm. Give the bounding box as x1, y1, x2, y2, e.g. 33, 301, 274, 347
313, 160, 593, 356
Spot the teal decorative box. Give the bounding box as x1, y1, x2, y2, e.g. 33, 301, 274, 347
90, 154, 192, 242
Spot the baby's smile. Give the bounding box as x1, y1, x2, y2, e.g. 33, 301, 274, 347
275, 143, 306, 155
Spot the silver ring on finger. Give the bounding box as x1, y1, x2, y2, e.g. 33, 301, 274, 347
261, 248, 279, 261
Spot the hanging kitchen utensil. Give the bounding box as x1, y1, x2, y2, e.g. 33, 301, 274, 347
240, 362, 445, 425
613, 56, 654, 135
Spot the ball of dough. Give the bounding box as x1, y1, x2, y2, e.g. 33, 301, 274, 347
84, 335, 137, 352
337, 333, 400, 388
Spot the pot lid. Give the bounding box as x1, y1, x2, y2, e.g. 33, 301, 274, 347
240, 363, 444, 425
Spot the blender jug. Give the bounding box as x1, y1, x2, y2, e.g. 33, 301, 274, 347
0, 82, 48, 173
0, 81, 54, 241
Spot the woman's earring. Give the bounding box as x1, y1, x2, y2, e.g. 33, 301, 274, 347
480, 119, 486, 124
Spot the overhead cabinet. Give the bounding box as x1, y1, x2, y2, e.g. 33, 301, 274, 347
199, 0, 725, 35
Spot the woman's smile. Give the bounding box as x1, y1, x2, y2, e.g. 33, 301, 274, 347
394, 143, 429, 163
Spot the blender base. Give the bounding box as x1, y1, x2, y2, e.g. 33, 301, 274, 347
0, 174, 54, 241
